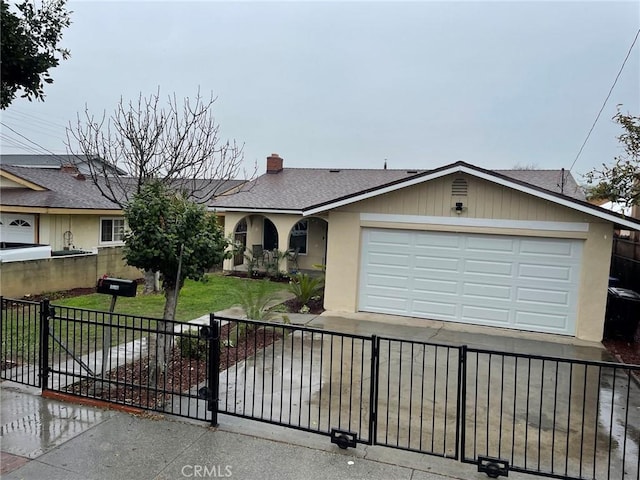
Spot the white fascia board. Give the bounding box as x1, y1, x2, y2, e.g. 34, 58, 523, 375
458, 166, 640, 231
305, 164, 640, 231
207, 207, 303, 215
360, 213, 590, 232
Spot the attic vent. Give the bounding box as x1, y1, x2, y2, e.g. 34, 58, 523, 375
451, 178, 468, 196
406, 170, 418, 174
329, 169, 341, 173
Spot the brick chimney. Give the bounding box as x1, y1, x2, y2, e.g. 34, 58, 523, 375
60, 164, 79, 174
266, 153, 283, 174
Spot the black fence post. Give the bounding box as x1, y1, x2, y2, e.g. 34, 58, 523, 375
457, 344, 467, 461
39, 299, 50, 391
368, 335, 378, 445
208, 313, 220, 427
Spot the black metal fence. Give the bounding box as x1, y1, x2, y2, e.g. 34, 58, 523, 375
2, 297, 639, 480
1, 297, 42, 387
462, 348, 640, 480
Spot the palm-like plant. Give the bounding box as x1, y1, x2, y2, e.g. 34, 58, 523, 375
288, 273, 324, 306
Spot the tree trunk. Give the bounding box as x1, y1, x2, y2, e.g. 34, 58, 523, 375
149, 285, 180, 392
143, 269, 160, 294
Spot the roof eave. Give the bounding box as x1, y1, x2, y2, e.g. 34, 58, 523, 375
208, 207, 304, 215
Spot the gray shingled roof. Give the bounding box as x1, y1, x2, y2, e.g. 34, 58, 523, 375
210, 163, 585, 211
0, 165, 246, 210
211, 168, 424, 211
1, 165, 121, 210
0, 154, 126, 175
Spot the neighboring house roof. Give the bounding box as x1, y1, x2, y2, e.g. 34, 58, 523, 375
211, 160, 640, 231
0, 165, 246, 212
0, 154, 127, 176
1, 165, 121, 211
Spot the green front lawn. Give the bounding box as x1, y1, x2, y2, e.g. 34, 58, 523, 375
54, 273, 290, 321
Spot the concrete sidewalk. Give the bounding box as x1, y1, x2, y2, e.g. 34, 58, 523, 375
1, 382, 547, 480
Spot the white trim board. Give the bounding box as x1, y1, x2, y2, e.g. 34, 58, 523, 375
360, 213, 590, 232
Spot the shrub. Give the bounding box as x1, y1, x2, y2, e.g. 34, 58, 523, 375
231, 280, 280, 321
288, 273, 324, 306
178, 331, 207, 360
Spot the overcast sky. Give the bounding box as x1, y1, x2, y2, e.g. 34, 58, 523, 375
1, 1, 638, 182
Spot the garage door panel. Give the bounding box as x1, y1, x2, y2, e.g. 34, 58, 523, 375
412, 299, 457, 319
368, 251, 411, 267
514, 311, 568, 331
365, 273, 410, 290
463, 282, 511, 300
516, 287, 569, 306
461, 305, 510, 324
414, 278, 458, 294
519, 263, 573, 281
415, 254, 459, 269
365, 293, 410, 313
465, 236, 516, 254
415, 233, 461, 248
519, 239, 576, 257
360, 229, 582, 336
464, 260, 513, 277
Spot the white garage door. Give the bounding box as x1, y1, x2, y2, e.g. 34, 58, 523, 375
0, 214, 36, 243
359, 229, 583, 335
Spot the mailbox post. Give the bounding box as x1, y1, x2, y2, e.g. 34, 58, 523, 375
95, 277, 137, 392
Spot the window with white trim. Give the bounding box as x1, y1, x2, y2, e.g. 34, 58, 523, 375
100, 217, 125, 243
288, 220, 308, 254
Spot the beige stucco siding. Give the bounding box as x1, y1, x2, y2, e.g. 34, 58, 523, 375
323, 173, 614, 342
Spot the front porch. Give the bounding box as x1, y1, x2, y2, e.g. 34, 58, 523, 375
222, 212, 328, 275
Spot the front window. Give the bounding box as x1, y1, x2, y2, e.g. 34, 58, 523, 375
101, 218, 125, 243
288, 220, 308, 254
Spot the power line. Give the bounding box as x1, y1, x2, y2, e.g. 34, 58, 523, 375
0, 122, 65, 156
568, 28, 640, 174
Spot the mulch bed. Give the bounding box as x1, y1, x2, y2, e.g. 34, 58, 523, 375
602, 339, 640, 366
65, 322, 283, 409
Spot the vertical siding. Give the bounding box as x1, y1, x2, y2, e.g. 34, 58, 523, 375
342, 173, 587, 223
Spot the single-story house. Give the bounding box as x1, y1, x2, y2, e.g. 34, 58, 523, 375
211, 154, 640, 342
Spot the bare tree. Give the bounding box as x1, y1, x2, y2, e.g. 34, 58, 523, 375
67, 88, 252, 291
67, 88, 248, 204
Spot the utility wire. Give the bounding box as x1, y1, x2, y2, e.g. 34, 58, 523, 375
568, 28, 640, 174
0, 122, 71, 164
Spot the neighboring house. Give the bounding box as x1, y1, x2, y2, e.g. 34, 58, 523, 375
0, 164, 244, 251
211, 154, 640, 342
0, 154, 127, 176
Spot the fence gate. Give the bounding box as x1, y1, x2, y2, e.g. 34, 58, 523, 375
373, 336, 461, 458
461, 348, 640, 480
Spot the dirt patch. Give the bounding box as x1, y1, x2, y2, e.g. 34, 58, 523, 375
603, 339, 640, 365
23, 284, 140, 302
65, 322, 283, 409
281, 297, 324, 315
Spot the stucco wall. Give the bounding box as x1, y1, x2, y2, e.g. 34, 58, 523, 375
0, 246, 142, 298
323, 173, 613, 342
39, 214, 104, 251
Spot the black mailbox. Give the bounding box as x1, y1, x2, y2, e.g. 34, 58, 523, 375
96, 277, 137, 297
